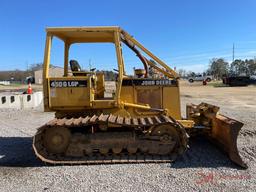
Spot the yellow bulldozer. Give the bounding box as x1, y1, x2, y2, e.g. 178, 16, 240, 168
33, 26, 246, 168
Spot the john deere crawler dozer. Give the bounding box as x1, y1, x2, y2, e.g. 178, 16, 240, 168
33, 26, 246, 168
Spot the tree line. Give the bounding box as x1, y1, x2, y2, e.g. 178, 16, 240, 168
0, 63, 117, 82
0, 63, 43, 82
208, 58, 256, 79
1, 59, 256, 82
178, 58, 256, 79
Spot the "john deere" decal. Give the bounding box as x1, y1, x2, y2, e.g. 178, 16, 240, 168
122, 79, 177, 86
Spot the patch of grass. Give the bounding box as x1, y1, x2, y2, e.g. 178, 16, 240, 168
0, 83, 24, 87
181, 94, 193, 98
9, 83, 24, 86
207, 81, 228, 87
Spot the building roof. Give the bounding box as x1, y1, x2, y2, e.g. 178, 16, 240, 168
34, 66, 63, 73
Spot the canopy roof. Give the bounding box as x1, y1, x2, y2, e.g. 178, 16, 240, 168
46, 26, 121, 43
45, 26, 179, 78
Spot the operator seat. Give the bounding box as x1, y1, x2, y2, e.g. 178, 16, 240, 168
69, 60, 87, 76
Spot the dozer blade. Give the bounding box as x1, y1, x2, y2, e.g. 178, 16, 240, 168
187, 103, 247, 168
210, 114, 247, 168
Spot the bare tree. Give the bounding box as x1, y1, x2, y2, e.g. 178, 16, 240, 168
178, 69, 186, 78
209, 58, 229, 79
28, 63, 44, 72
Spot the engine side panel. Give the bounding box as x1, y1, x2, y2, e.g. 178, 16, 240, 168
120, 78, 181, 119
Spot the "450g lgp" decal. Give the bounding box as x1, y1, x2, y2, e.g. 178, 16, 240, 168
50, 80, 87, 88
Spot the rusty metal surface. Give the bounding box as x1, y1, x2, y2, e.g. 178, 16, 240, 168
211, 114, 247, 168
136, 88, 162, 110
186, 102, 247, 168
33, 114, 188, 165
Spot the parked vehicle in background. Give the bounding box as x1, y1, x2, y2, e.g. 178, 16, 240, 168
25, 76, 35, 84
188, 74, 212, 83
250, 75, 256, 84
222, 76, 250, 86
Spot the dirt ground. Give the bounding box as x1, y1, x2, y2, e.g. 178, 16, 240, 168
0, 81, 255, 192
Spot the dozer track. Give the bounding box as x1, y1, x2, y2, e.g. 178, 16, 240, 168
33, 114, 188, 165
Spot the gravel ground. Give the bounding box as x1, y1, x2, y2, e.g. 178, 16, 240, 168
0, 83, 255, 192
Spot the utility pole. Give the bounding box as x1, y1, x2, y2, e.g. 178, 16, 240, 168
232, 43, 235, 62
89, 59, 92, 70
26, 60, 29, 71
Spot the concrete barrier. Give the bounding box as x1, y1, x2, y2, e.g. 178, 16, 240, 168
0, 92, 43, 109
0, 94, 21, 109
0, 81, 10, 85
